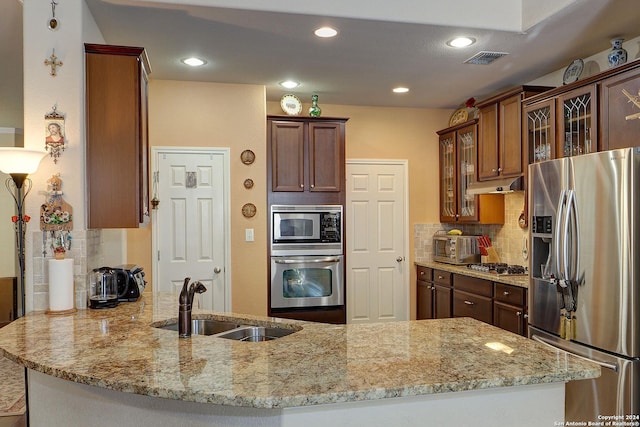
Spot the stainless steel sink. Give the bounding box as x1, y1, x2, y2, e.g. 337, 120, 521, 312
216, 326, 296, 342
155, 319, 241, 336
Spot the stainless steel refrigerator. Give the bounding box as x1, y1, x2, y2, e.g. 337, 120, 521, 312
529, 147, 639, 422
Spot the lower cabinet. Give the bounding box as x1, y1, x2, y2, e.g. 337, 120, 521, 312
493, 282, 528, 335
416, 266, 528, 336
416, 266, 452, 320
453, 274, 493, 324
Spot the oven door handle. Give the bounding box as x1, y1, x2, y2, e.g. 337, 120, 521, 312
274, 257, 341, 264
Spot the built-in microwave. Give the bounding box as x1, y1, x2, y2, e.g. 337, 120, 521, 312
271, 205, 342, 256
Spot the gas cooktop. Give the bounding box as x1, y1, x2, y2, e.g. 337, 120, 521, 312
466, 263, 528, 275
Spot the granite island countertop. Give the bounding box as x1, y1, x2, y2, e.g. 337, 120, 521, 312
415, 260, 530, 288
0, 292, 597, 409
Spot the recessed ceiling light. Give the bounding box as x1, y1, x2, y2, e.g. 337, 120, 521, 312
393, 87, 410, 93
280, 80, 300, 89
181, 57, 206, 67
314, 27, 338, 38
447, 37, 476, 48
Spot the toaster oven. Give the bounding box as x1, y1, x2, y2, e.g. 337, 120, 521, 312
433, 235, 480, 265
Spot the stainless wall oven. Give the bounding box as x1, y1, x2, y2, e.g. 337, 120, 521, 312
270, 204, 344, 311
270, 255, 344, 309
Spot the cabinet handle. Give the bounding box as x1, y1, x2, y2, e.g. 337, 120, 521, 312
498, 167, 503, 172
464, 300, 475, 305
492, 168, 497, 172
310, 184, 315, 188
516, 311, 522, 317
524, 313, 529, 319
503, 291, 510, 296
437, 275, 444, 280
455, 214, 460, 218
419, 271, 425, 276
300, 184, 304, 188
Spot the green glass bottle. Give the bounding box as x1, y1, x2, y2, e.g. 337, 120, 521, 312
309, 94, 322, 117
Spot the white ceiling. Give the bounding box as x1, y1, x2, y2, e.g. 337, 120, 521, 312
3, 0, 640, 117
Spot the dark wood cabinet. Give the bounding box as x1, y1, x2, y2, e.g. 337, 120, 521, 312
600, 65, 640, 150
417, 266, 434, 320
416, 267, 452, 320
453, 274, 493, 324
493, 283, 527, 336
85, 43, 150, 229
524, 58, 640, 156
416, 267, 528, 335
268, 116, 346, 198
476, 86, 551, 181
437, 121, 504, 224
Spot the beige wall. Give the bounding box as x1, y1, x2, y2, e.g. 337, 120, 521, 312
267, 101, 451, 319
127, 80, 268, 316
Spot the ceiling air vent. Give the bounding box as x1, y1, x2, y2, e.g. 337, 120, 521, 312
464, 51, 509, 65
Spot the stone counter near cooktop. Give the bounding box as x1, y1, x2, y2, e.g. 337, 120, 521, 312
415, 260, 530, 288
0, 292, 597, 426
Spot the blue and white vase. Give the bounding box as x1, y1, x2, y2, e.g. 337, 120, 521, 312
607, 38, 627, 68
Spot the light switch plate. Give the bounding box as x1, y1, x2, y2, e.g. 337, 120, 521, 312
245, 228, 254, 242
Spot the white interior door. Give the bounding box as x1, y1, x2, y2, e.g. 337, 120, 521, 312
346, 160, 409, 323
153, 148, 230, 312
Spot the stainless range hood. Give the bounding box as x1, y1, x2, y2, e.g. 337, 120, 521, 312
466, 176, 523, 195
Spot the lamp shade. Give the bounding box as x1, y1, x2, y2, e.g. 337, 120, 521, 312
0, 148, 47, 174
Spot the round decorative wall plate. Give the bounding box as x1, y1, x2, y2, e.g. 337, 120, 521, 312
449, 108, 468, 127
243, 178, 254, 189
241, 203, 257, 218
280, 94, 302, 116
563, 59, 584, 85
240, 149, 255, 165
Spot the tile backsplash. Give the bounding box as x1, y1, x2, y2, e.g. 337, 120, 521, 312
414, 192, 529, 266
31, 229, 104, 311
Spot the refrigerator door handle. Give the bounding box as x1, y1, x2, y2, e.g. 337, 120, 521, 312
531, 335, 618, 372
554, 190, 567, 280
565, 190, 580, 282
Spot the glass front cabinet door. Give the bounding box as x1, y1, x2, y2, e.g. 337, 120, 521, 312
558, 84, 597, 157
525, 99, 556, 163
438, 123, 478, 223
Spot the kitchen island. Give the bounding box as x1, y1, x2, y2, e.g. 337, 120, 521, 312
0, 292, 598, 426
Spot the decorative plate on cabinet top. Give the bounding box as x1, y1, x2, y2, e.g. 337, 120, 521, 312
449, 108, 468, 126
563, 59, 584, 85
280, 94, 302, 116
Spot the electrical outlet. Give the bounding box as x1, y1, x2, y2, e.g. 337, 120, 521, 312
245, 228, 254, 242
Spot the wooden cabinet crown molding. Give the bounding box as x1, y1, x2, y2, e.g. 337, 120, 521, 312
523, 57, 640, 106
475, 85, 555, 108
267, 115, 349, 123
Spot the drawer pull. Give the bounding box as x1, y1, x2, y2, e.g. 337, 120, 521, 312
503, 291, 510, 296
516, 311, 522, 316
464, 300, 475, 306
420, 271, 425, 276
438, 275, 444, 280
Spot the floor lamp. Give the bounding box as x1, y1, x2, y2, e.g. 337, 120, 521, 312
0, 148, 46, 318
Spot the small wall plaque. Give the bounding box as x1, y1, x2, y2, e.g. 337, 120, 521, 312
240, 150, 255, 165
241, 203, 257, 218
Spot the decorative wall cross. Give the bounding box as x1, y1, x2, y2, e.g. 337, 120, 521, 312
44, 49, 63, 76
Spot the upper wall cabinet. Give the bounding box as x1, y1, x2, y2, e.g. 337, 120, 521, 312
267, 115, 347, 205
476, 86, 552, 181
85, 44, 150, 229
437, 120, 504, 224
524, 58, 640, 159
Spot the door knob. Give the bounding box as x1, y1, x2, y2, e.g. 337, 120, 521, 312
214, 267, 222, 274
396, 256, 404, 262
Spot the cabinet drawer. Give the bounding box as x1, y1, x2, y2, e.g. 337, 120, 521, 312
494, 283, 525, 305
453, 290, 492, 324
416, 266, 433, 281
433, 270, 452, 286
453, 274, 492, 297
